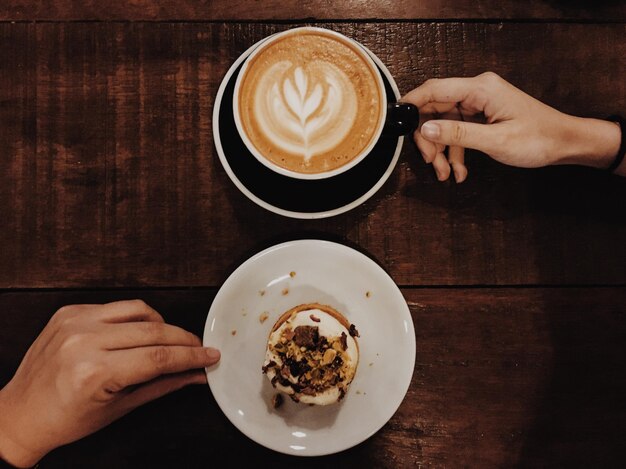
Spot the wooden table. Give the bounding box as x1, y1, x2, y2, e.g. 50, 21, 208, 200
1, 2, 625, 467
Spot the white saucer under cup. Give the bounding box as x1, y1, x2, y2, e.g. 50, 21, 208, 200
203, 240, 416, 456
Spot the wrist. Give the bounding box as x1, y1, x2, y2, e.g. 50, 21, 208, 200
0, 388, 43, 468
0, 440, 39, 468
553, 114, 621, 169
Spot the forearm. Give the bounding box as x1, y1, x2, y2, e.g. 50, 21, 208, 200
555, 115, 623, 175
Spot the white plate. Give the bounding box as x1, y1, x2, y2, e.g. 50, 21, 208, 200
203, 240, 416, 456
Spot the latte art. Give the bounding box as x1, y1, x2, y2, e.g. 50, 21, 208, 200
259, 63, 357, 161
237, 28, 384, 175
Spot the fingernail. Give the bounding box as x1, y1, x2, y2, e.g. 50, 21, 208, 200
436, 167, 451, 181
452, 165, 467, 183
421, 122, 440, 139
453, 167, 461, 183
205, 348, 221, 362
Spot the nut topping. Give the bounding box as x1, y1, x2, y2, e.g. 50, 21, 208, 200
283, 327, 295, 341
321, 348, 337, 366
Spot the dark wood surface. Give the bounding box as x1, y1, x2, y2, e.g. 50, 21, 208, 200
1, 22, 625, 289
1, 0, 625, 21
1, 288, 625, 467
1, 4, 625, 468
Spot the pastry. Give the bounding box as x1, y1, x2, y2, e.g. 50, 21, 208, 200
262, 303, 359, 405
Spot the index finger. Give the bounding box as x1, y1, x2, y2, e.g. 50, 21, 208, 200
107, 346, 219, 390
104, 322, 202, 350
402, 77, 476, 109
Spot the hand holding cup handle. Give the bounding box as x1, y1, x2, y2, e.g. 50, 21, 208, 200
401, 73, 624, 182
232, 27, 624, 185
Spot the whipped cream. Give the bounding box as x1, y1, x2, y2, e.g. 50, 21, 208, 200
263, 307, 358, 405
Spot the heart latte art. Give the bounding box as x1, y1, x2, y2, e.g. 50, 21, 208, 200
237, 29, 385, 175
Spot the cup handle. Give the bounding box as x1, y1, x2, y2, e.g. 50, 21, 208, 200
383, 102, 420, 136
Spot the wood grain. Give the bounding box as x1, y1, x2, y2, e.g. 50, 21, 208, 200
1, 22, 625, 289
1, 0, 625, 21
1, 287, 625, 467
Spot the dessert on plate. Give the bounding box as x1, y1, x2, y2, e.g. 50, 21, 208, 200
262, 303, 359, 405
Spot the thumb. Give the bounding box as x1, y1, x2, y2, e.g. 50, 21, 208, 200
421, 119, 501, 155
119, 370, 208, 412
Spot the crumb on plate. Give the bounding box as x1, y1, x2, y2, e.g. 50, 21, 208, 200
259, 312, 269, 324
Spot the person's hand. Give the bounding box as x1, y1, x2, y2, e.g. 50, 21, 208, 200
0, 300, 220, 468
402, 72, 622, 182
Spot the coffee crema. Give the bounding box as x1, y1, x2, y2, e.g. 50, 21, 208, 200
237, 29, 384, 174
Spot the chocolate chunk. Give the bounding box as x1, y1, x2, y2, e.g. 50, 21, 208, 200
331, 355, 344, 369
348, 324, 360, 338
316, 336, 328, 351
277, 375, 292, 388
262, 360, 277, 374
286, 358, 310, 377
300, 386, 316, 396
272, 393, 283, 409
338, 388, 346, 401
293, 325, 319, 348
283, 328, 295, 341
340, 332, 348, 350
280, 365, 291, 379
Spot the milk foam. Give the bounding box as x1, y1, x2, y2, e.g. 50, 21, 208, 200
237, 29, 384, 174
255, 62, 357, 161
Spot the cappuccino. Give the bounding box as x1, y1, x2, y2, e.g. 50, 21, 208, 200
236, 28, 385, 175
